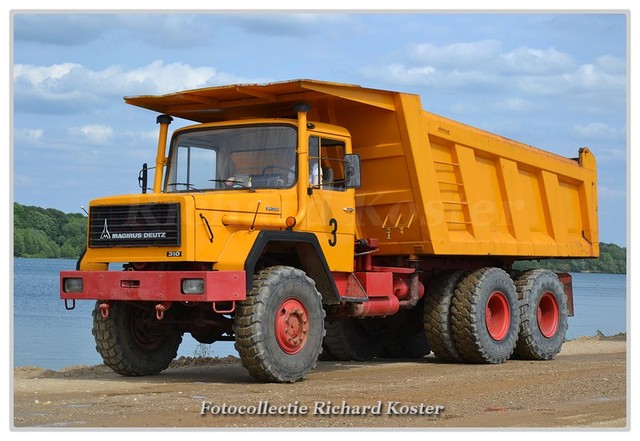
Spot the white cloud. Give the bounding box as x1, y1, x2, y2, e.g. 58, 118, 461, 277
494, 97, 533, 113
26, 129, 43, 140
14, 14, 212, 49
69, 124, 114, 144
118, 60, 233, 94
14, 174, 40, 188
572, 122, 623, 141
14, 63, 101, 114
364, 39, 624, 105
562, 63, 626, 91
594, 55, 626, 74
409, 40, 502, 67
117, 15, 212, 48
594, 147, 626, 162
362, 62, 499, 90
14, 128, 50, 145
368, 63, 436, 85
14, 15, 115, 46
13, 62, 80, 84
14, 60, 220, 97
598, 186, 626, 200
14, 60, 263, 114
229, 14, 354, 37
123, 130, 159, 143
408, 40, 576, 76
499, 47, 575, 74
499, 59, 624, 101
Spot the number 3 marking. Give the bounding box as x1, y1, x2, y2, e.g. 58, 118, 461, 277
328, 218, 338, 247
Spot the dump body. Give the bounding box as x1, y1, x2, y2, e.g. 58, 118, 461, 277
353, 103, 599, 259
126, 79, 598, 260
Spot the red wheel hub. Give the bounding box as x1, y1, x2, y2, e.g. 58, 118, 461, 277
275, 298, 309, 354
485, 291, 511, 341
537, 292, 559, 338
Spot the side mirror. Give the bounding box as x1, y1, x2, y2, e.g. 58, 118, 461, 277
344, 154, 361, 189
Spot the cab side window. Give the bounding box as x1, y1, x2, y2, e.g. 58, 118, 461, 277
308, 136, 347, 191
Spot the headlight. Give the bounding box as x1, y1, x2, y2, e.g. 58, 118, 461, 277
182, 278, 205, 294
63, 278, 83, 293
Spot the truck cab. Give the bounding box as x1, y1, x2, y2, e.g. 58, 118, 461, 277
62, 100, 364, 382
162, 118, 358, 273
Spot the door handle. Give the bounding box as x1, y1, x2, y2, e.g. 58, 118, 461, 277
343, 207, 354, 213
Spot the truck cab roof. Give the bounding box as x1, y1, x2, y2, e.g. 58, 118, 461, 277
124, 79, 400, 123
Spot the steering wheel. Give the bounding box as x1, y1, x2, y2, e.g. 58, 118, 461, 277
167, 182, 197, 190
262, 166, 293, 174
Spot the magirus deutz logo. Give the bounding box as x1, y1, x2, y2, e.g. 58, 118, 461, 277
99, 219, 166, 240
100, 219, 111, 239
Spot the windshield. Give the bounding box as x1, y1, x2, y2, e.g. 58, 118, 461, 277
164, 125, 297, 192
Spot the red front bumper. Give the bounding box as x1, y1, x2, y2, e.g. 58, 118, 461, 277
60, 270, 246, 303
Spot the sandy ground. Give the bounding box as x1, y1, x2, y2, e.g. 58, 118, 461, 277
12, 336, 627, 430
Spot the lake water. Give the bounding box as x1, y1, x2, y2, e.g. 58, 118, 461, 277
12, 258, 628, 370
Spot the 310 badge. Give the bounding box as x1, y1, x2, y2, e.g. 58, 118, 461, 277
167, 251, 182, 257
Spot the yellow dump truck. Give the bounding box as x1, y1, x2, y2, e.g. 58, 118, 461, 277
60, 80, 598, 382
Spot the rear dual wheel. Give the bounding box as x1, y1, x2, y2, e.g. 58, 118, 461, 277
325, 310, 431, 361
423, 270, 466, 362
450, 267, 520, 364
513, 269, 568, 360
324, 318, 384, 361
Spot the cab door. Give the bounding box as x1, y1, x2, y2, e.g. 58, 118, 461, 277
305, 135, 356, 272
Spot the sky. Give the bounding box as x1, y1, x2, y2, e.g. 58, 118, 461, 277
7, 4, 632, 247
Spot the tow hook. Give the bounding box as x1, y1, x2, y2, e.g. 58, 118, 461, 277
99, 302, 111, 319
155, 302, 172, 320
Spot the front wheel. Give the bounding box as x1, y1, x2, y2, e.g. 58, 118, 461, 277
233, 266, 325, 383
92, 301, 182, 376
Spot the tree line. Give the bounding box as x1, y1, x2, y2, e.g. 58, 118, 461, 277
512, 242, 626, 275
13, 202, 87, 259
13, 202, 627, 274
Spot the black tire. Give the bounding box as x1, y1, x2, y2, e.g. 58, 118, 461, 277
75, 247, 87, 270
92, 301, 182, 376
379, 305, 431, 359
423, 270, 466, 362
451, 267, 519, 364
324, 318, 384, 361
513, 269, 568, 360
317, 342, 336, 361
380, 331, 431, 359
233, 266, 325, 383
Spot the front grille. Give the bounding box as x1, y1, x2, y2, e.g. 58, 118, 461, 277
88, 203, 180, 248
